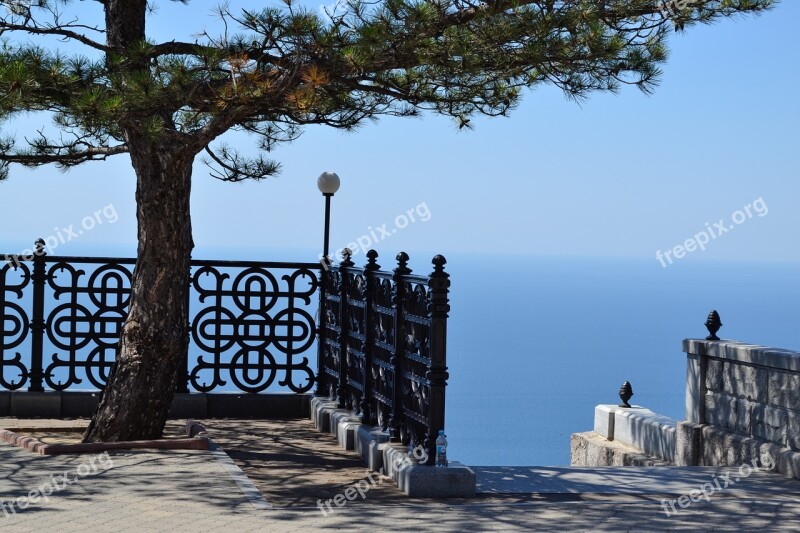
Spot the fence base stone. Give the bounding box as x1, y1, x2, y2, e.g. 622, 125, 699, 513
311, 395, 476, 498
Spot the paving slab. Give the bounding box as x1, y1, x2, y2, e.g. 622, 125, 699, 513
2, 418, 800, 531
0, 418, 89, 430
475, 466, 800, 498
196, 418, 407, 507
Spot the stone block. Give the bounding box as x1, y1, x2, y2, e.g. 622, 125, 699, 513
205, 393, 307, 418
329, 410, 361, 438
675, 421, 702, 467
593, 404, 616, 440
757, 441, 784, 473
356, 426, 389, 471
735, 398, 759, 436
768, 370, 800, 410
586, 438, 613, 466
787, 410, 800, 451
752, 405, 787, 445
397, 461, 476, 498
10, 391, 60, 418
169, 393, 207, 419
705, 392, 737, 431
310, 396, 334, 419
0, 392, 10, 416
701, 425, 746, 466
311, 397, 337, 432
699, 424, 800, 481
685, 353, 705, 423
723, 363, 767, 402
705, 359, 724, 393
570, 433, 589, 466
683, 339, 800, 373
337, 420, 361, 450
774, 448, 800, 480
62, 391, 101, 418
612, 407, 676, 462
570, 431, 670, 467
383, 444, 475, 497
257, 393, 310, 418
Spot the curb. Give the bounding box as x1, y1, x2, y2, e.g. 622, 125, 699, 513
0, 419, 210, 455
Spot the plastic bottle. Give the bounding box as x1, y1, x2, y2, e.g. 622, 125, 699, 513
435, 430, 448, 467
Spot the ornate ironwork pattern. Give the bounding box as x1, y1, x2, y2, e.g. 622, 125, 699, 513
1, 239, 450, 447
188, 261, 319, 393
317, 250, 450, 465
320, 268, 343, 399
370, 272, 396, 431
44, 259, 134, 390
399, 278, 434, 451
0, 242, 321, 394
0, 260, 32, 390
343, 263, 367, 414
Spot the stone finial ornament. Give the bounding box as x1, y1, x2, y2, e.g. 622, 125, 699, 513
705, 310, 722, 341
619, 381, 633, 408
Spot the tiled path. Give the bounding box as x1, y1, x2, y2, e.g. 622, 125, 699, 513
2, 418, 799, 532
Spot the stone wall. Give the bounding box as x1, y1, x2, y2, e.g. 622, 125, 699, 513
685, 339, 800, 452
571, 339, 800, 480
681, 340, 800, 478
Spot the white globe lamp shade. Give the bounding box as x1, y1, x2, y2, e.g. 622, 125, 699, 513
317, 172, 341, 195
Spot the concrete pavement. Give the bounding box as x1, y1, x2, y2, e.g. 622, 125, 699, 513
2, 418, 800, 532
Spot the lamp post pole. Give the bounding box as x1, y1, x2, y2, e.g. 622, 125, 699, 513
323, 192, 332, 267
316, 172, 340, 396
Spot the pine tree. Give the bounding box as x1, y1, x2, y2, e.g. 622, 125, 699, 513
0, 0, 776, 441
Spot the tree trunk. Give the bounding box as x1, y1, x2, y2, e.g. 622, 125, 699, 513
83, 136, 194, 442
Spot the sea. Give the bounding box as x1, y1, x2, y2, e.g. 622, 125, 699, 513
3, 244, 798, 466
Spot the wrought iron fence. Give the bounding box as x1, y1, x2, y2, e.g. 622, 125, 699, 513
317, 249, 450, 465
1, 240, 450, 456
1, 240, 320, 393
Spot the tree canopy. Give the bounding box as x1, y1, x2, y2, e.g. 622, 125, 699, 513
0, 0, 777, 443
0, 0, 776, 181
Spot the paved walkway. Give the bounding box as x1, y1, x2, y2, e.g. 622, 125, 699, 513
2, 418, 800, 531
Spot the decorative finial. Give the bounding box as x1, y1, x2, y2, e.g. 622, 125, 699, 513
432, 255, 447, 272
34, 238, 46, 256
619, 381, 633, 408
395, 252, 411, 274
341, 248, 354, 267
705, 310, 722, 341
365, 249, 380, 271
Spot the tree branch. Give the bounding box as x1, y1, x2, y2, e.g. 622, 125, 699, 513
0, 143, 128, 166
0, 21, 107, 52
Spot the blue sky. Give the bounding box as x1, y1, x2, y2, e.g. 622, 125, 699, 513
0, 1, 798, 266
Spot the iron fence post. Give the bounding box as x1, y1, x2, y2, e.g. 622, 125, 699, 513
425, 255, 450, 464
389, 252, 410, 443
360, 250, 380, 424
28, 239, 46, 392
337, 249, 354, 408
315, 261, 328, 396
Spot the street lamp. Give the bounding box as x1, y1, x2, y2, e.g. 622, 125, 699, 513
317, 171, 340, 266
316, 171, 340, 398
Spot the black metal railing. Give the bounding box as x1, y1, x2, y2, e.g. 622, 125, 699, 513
1, 240, 320, 394
317, 249, 450, 465
2, 240, 451, 454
